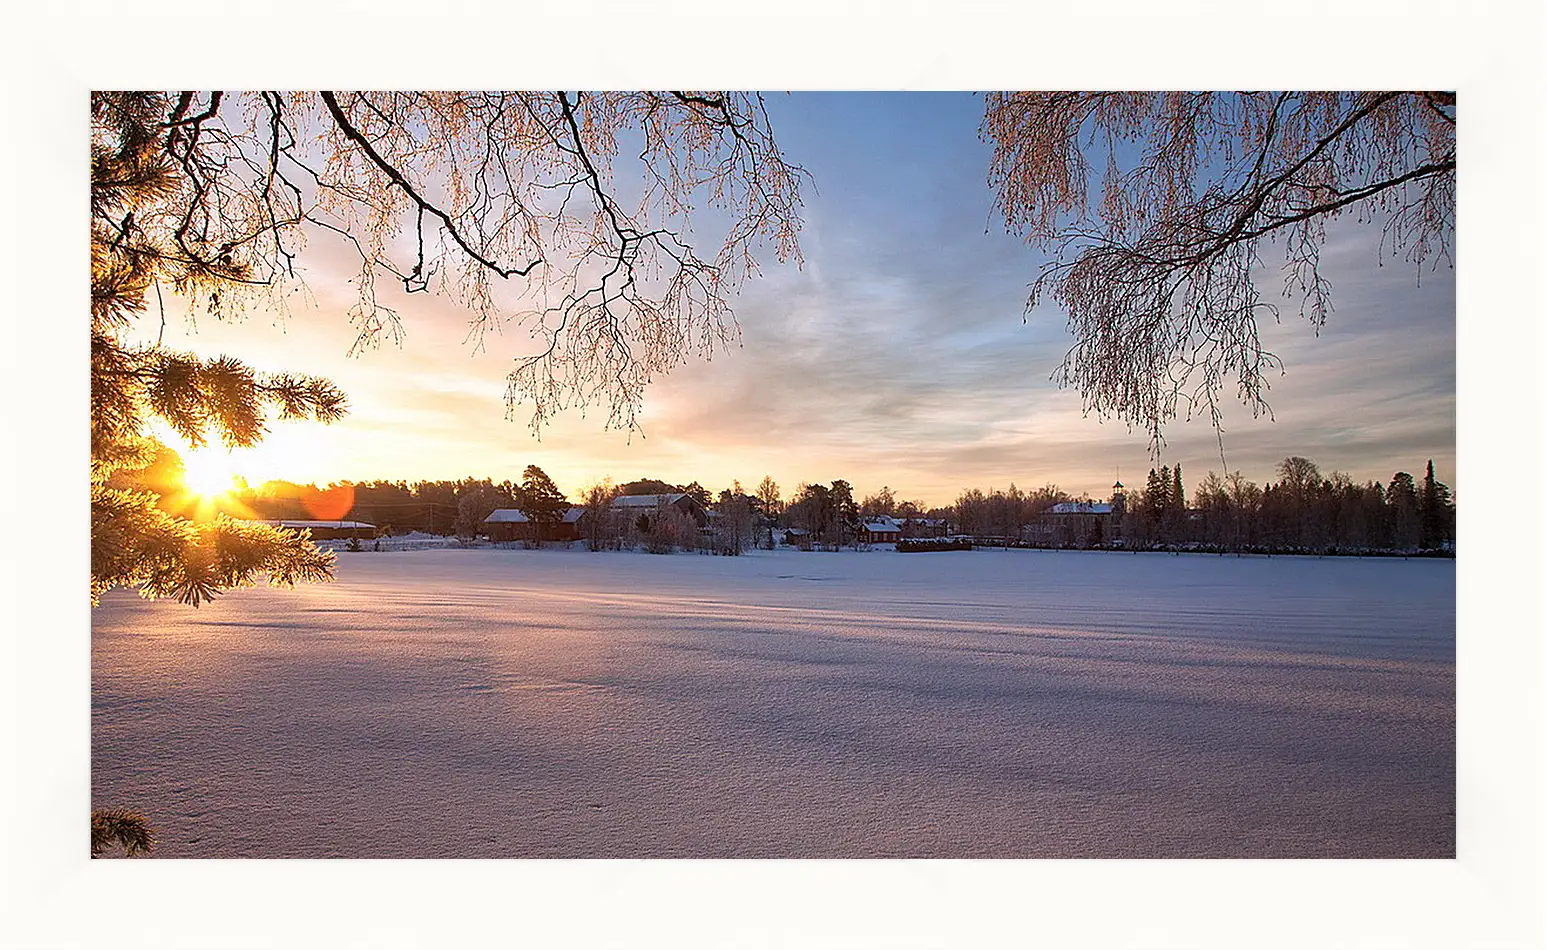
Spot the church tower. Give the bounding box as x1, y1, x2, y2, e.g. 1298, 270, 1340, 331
1109, 474, 1127, 543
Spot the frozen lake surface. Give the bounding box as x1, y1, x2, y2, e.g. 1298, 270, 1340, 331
92, 546, 1455, 858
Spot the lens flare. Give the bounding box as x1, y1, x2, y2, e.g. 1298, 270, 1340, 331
301, 483, 356, 520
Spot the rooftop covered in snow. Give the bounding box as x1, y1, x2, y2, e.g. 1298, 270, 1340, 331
484, 508, 584, 524
610, 493, 690, 508
1047, 502, 1114, 515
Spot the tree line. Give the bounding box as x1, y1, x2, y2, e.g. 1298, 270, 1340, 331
178, 453, 1454, 557
1135, 457, 1455, 554
949, 457, 1455, 555
121, 434, 1456, 557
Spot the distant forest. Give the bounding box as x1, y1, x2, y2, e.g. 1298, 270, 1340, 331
122, 447, 1456, 556
950, 458, 1456, 556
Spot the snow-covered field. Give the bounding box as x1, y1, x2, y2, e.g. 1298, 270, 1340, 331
91, 546, 1454, 858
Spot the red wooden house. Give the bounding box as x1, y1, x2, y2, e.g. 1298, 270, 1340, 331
483, 507, 585, 543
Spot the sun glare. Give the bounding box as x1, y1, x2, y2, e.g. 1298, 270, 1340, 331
181, 448, 241, 499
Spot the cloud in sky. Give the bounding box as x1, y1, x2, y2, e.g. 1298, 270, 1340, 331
137, 92, 1455, 507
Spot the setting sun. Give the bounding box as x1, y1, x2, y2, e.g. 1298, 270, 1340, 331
178, 447, 241, 499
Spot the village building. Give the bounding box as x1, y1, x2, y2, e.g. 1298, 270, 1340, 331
483, 507, 585, 543
1023, 502, 1113, 546
898, 516, 950, 539
781, 527, 811, 547
1024, 482, 1127, 547
857, 516, 903, 544
257, 519, 376, 541
609, 492, 708, 528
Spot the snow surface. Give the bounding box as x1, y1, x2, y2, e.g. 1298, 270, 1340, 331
91, 546, 1454, 858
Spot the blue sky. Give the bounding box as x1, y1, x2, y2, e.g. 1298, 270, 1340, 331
136, 92, 1456, 507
